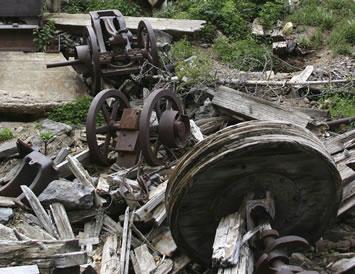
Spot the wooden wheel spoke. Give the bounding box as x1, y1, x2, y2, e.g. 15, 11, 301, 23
96, 125, 109, 134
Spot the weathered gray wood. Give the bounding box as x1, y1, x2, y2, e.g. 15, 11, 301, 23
135, 181, 167, 221
0, 196, 16, 207
328, 257, 355, 274
57, 149, 91, 178
132, 225, 157, 253
67, 155, 94, 188
120, 207, 130, 274
0, 239, 80, 267
170, 254, 190, 274
100, 234, 120, 274
20, 185, 56, 237
152, 230, 177, 257
52, 251, 88, 268
0, 224, 18, 241
0, 141, 17, 159
325, 129, 355, 155
212, 194, 253, 267
212, 86, 312, 127
15, 219, 56, 241
289, 65, 313, 88
134, 244, 156, 273
45, 13, 206, 36
125, 209, 135, 274
0, 265, 39, 274
152, 203, 167, 226
50, 203, 75, 240
217, 243, 254, 274
54, 147, 71, 165
130, 251, 141, 274
67, 209, 96, 224
96, 174, 111, 196
151, 259, 173, 274
190, 120, 204, 142
93, 207, 105, 237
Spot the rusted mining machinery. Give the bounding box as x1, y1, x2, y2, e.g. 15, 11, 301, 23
166, 121, 342, 273
0, 0, 43, 51
47, 10, 159, 96
85, 88, 190, 168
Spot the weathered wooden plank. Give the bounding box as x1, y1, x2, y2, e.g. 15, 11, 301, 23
52, 251, 88, 268
328, 257, 355, 274
289, 65, 313, 88
57, 149, 91, 178
50, 203, 75, 240
152, 230, 177, 257
0, 239, 80, 266
0, 196, 16, 207
100, 234, 119, 274
120, 207, 130, 274
134, 244, 156, 273
135, 181, 167, 222
45, 13, 206, 35
325, 129, 355, 155
0, 141, 17, 159
20, 185, 56, 237
152, 203, 167, 226
152, 259, 173, 274
68, 209, 96, 224
212, 86, 312, 127
0, 265, 40, 274
170, 254, 190, 274
54, 147, 71, 165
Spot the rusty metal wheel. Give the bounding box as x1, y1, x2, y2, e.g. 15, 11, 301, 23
83, 26, 101, 96
166, 121, 342, 267
137, 20, 159, 72
139, 89, 188, 166
86, 89, 130, 166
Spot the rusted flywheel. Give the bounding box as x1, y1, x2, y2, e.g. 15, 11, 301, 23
83, 25, 101, 96
166, 121, 342, 267
137, 20, 159, 73
139, 89, 190, 166
86, 89, 130, 165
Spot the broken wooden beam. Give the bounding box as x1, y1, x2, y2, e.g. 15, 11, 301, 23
45, 13, 206, 37
212, 86, 312, 127
57, 149, 91, 178
50, 202, 75, 240
100, 234, 119, 274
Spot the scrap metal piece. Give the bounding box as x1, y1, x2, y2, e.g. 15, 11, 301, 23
0, 151, 58, 203
86, 88, 130, 166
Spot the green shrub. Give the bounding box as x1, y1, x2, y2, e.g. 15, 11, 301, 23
320, 92, 355, 119
63, 0, 141, 16
213, 36, 269, 71
0, 128, 13, 142
328, 19, 355, 56
154, 2, 177, 18
259, 0, 286, 28
48, 97, 104, 128
297, 35, 311, 49
33, 20, 56, 52
169, 39, 214, 83
310, 28, 323, 49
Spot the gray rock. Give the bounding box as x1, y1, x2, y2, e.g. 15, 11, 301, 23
41, 119, 72, 137
154, 30, 173, 52
194, 98, 219, 120
0, 208, 14, 224
39, 179, 94, 210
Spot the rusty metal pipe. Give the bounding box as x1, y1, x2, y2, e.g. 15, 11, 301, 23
326, 116, 355, 127
46, 59, 82, 68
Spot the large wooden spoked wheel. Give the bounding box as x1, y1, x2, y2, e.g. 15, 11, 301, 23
83, 26, 101, 96
86, 89, 130, 166
166, 121, 342, 267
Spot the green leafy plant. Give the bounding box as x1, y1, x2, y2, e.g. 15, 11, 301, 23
169, 39, 214, 84
40, 131, 54, 156
33, 20, 56, 52
297, 35, 311, 49
0, 128, 13, 142
213, 36, 269, 71
319, 92, 355, 119
63, 0, 141, 16
259, 0, 286, 28
310, 28, 323, 49
48, 97, 104, 128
